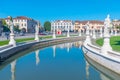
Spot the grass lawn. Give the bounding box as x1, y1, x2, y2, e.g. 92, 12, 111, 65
0, 35, 67, 46
96, 36, 120, 52
0, 38, 34, 46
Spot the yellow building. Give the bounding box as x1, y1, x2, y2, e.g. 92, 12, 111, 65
74, 20, 104, 32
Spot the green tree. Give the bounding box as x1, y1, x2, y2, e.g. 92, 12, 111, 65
2, 19, 7, 26
44, 21, 51, 31
1, 19, 10, 32
14, 25, 21, 32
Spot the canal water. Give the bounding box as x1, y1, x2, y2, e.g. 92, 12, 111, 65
0, 42, 117, 80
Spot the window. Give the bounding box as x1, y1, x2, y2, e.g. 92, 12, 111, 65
24, 24, 26, 26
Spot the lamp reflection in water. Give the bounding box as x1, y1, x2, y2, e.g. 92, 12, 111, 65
53, 45, 56, 58
35, 50, 40, 66
86, 61, 89, 80
11, 60, 16, 80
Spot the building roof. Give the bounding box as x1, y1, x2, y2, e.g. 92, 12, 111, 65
54, 20, 73, 23
5, 16, 33, 20
75, 20, 104, 25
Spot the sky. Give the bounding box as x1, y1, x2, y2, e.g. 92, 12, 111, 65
0, 0, 120, 25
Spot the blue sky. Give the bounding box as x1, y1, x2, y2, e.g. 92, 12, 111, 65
0, 0, 120, 25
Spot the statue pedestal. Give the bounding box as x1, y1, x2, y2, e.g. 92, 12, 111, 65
35, 33, 39, 42
79, 30, 81, 36
92, 30, 96, 39
101, 36, 112, 54
84, 35, 91, 45
67, 33, 70, 37
53, 32, 56, 39
9, 33, 16, 47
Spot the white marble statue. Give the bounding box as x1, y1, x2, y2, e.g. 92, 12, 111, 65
101, 15, 112, 54
35, 24, 40, 42
9, 16, 16, 46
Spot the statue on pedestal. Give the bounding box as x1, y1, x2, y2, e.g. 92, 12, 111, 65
101, 15, 112, 54
8, 16, 16, 46
35, 22, 40, 42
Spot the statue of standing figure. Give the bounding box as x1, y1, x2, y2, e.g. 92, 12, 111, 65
104, 15, 111, 37
9, 16, 14, 34
8, 16, 16, 46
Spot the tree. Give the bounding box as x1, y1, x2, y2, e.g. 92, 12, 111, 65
14, 25, 21, 32
44, 21, 51, 31
1, 19, 10, 32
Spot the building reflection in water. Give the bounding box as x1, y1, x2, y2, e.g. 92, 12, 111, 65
11, 60, 16, 80
35, 50, 40, 66
53, 45, 56, 58
86, 61, 89, 80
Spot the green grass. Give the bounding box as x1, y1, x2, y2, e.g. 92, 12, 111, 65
0, 35, 67, 46
0, 38, 34, 46
96, 36, 120, 52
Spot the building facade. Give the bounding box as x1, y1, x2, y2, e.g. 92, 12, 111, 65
0, 19, 3, 36
51, 20, 74, 32
5, 16, 38, 33
74, 20, 104, 32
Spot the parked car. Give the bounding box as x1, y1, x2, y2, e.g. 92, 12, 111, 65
20, 32, 25, 36
39, 32, 48, 35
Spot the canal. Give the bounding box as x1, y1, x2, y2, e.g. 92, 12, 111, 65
0, 41, 118, 80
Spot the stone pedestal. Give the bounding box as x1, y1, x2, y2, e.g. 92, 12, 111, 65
92, 29, 96, 39
35, 33, 39, 42
114, 30, 117, 36
53, 32, 56, 39
90, 30, 93, 36
9, 33, 16, 47
67, 29, 70, 37
79, 29, 81, 36
100, 28, 103, 37
101, 36, 112, 54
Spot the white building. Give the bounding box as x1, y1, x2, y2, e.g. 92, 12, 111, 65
51, 20, 74, 32
5, 16, 38, 33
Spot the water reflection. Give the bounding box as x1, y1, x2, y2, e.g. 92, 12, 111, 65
35, 50, 40, 66
84, 53, 120, 80
86, 61, 89, 80
52, 45, 56, 58
0, 41, 119, 80
11, 60, 16, 80
100, 73, 111, 80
